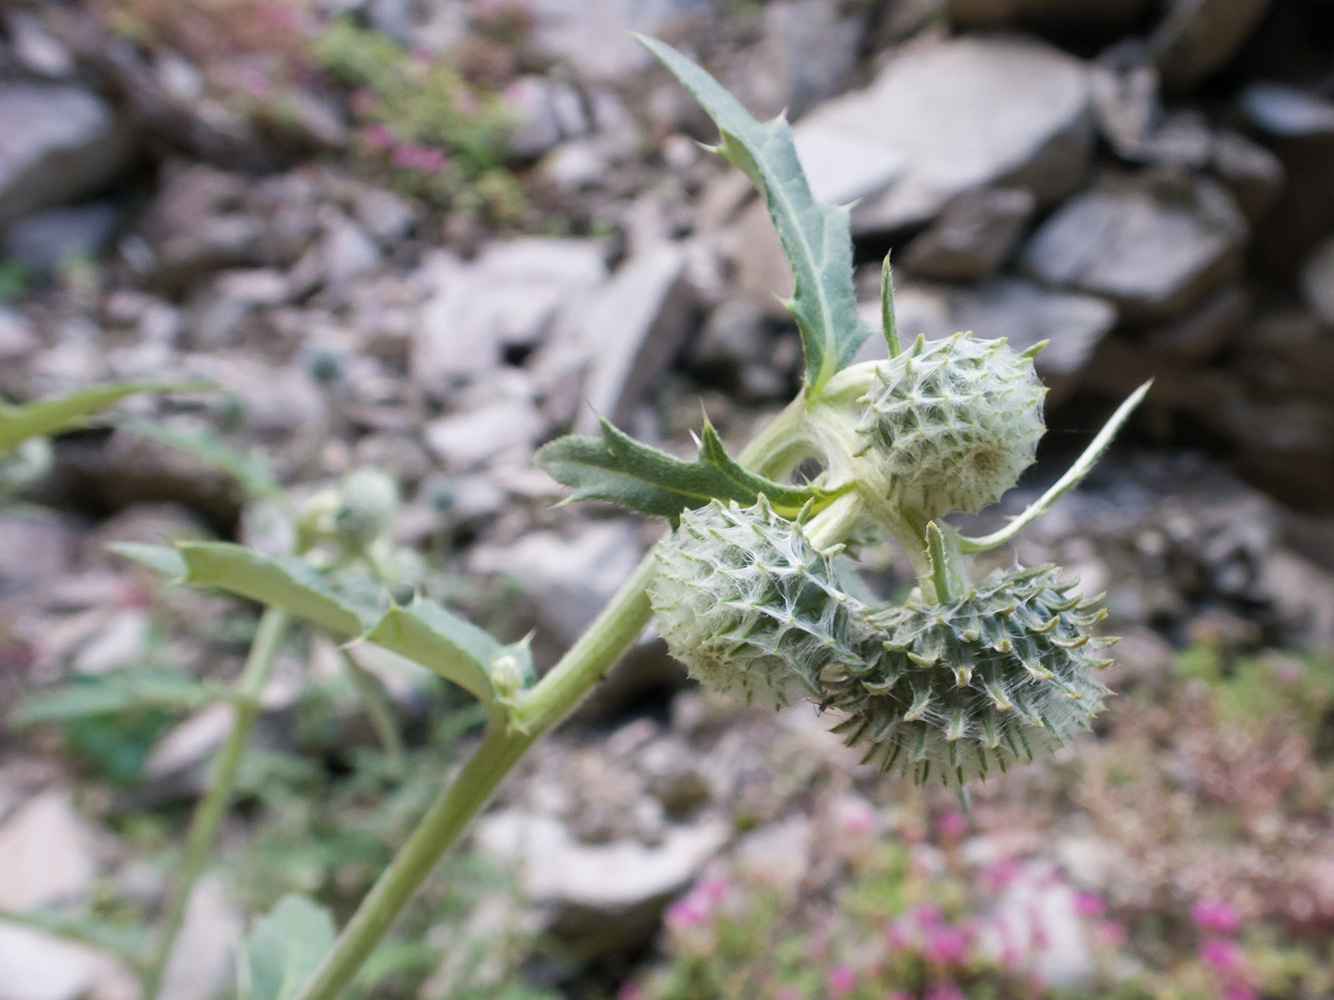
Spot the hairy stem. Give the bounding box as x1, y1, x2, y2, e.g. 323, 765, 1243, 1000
143, 606, 290, 1000
291, 556, 657, 1000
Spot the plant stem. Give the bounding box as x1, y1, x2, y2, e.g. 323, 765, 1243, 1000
291, 556, 657, 1000
142, 606, 290, 1000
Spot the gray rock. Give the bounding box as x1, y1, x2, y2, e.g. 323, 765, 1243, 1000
1210, 130, 1284, 225
572, 242, 698, 432
1150, 0, 1274, 92
691, 297, 770, 372
1241, 84, 1334, 275
506, 76, 589, 159
794, 37, 1093, 234
470, 521, 643, 645
901, 187, 1036, 281
525, 0, 716, 80
413, 239, 607, 387
1020, 172, 1248, 323
474, 810, 727, 958
1142, 283, 1249, 362
1300, 236, 1334, 327
4, 10, 73, 79
0, 85, 133, 224
0, 308, 36, 362
156, 875, 243, 1000
737, 0, 864, 120
0, 789, 95, 910
424, 399, 543, 470
858, 278, 1116, 402
1090, 47, 1162, 160
0, 508, 73, 597
3, 203, 121, 276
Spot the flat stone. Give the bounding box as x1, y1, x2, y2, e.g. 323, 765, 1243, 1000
1300, 235, 1334, 326
1210, 130, 1284, 225
3, 202, 120, 276
0, 508, 74, 597
1142, 283, 1249, 362
0, 925, 133, 1000
156, 875, 244, 1000
1020, 172, 1248, 323
1090, 46, 1162, 160
739, 0, 864, 120
506, 77, 589, 159
424, 399, 542, 471
470, 521, 643, 644
0, 308, 36, 361
413, 239, 607, 387
0, 84, 133, 224
1150, 0, 1274, 92
794, 37, 1093, 234
0, 789, 95, 910
524, 0, 716, 80
571, 242, 697, 432
475, 810, 727, 958
901, 187, 1035, 281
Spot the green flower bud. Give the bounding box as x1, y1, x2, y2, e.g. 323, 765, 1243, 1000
857, 334, 1046, 521
334, 468, 399, 551
650, 498, 865, 711
826, 565, 1114, 787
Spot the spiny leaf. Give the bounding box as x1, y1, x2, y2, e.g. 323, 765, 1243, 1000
238, 895, 336, 1000
361, 599, 506, 705
638, 35, 870, 397
11, 669, 224, 726
177, 542, 382, 636
0, 381, 211, 455
536, 416, 827, 524
108, 542, 188, 579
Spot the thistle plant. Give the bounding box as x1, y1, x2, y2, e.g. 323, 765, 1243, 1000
4, 37, 1150, 1000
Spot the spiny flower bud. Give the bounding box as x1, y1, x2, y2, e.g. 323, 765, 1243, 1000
649, 498, 864, 711
334, 468, 399, 550
826, 565, 1114, 787
857, 334, 1046, 520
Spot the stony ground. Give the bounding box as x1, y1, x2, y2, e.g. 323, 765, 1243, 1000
1, 1, 1334, 999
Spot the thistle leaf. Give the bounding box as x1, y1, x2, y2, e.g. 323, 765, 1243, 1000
362, 599, 506, 705
536, 416, 827, 524
238, 895, 336, 1000
108, 542, 189, 579
637, 35, 869, 397
177, 542, 381, 636
0, 381, 211, 455
10, 669, 225, 726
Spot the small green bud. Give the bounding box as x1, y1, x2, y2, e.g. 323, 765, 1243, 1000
650, 498, 864, 711
334, 468, 399, 551
826, 565, 1114, 787
857, 334, 1046, 521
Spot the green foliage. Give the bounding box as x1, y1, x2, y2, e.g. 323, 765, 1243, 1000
1175, 641, 1334, 739
62, 703, 174, 788
240, 894, 338, 1000
0, 259, 29, 303
638, 36, 870, 398
0, 381, 204, 455
10, 667, 222, 725
313, 18, 523, 219
536, 416, 831, 525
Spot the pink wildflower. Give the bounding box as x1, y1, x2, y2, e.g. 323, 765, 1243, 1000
664, 897, 709, 930
827, 964, 856, 997
980, 858, 1021, 890
1192, 900, 1242, 935
912, 903, 943, 930
362, 124, 394, 150
1095, 920, 1128, 948
1223, 987, 1258, 1000
925, 983, 965, 1000
938, 811, 967, 837
616, 985, 645, 1000
696, 878, 730, 905
1073, 891, 1106, 917
1200, 938, 1247, 976
923, 926, 970, 966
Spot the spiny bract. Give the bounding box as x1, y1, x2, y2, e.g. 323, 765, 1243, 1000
825, 565, 1114, 787
650, 498, 864, 711
857, 334, 1046, 521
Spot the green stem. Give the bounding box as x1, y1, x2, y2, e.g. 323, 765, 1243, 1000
290, 556, 657, 1000
142, 606, 290, 1000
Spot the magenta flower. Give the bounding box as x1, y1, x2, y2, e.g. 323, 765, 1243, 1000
1073, 891, 1106, 917
664, 897, 709, 930
696, 878, 730, 905
980, 858, 1021, 890
923, 926, 970, 966
616, 984, 645, 1000
362, 124, 394, 150
1223, 986, 1258, 1000
925, 983, 965, 1000
1095, 919, 1128, 948
827, 964, 856, 997
911, 903, 943, 930
1192, 900, 1242, 935
938, 811, 967, 837
1200, 938, 1246, 976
